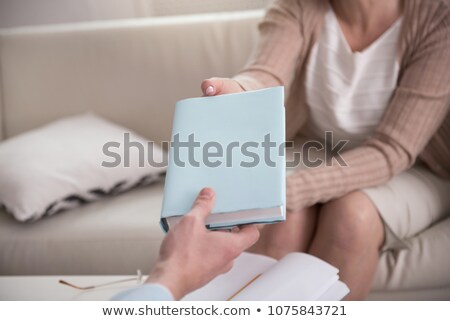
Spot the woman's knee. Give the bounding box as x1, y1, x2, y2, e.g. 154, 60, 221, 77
318, 191, 384, 251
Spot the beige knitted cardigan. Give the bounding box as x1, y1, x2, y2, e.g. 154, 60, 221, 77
233, 0, 450, 211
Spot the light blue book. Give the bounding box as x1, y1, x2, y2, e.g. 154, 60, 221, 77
161, 86, 286, 232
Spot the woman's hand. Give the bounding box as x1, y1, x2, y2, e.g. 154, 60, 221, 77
146, 188, 259, 300
201, 77, 245, 96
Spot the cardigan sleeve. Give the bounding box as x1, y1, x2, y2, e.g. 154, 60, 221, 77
232, 0, 304, 93
286, 8, 450, 211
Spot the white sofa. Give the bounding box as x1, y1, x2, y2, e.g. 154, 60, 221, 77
0, 10, 449, 300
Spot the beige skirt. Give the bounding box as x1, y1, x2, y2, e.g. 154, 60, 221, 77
362, 163, 450, 251
287, 136, 450, 251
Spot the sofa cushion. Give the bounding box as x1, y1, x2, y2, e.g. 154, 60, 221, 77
0, 113, 166, 222
1, 182, 449, 299
373, 216, 450, 291
0, 182, 165, 275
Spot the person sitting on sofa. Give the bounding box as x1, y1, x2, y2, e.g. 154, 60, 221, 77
112, 188, 259, 300
201, 0, 450, 300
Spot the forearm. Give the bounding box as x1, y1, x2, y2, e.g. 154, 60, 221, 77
286, 139, 410, 211
233, 0, 303, 92
233, 69, 282, 91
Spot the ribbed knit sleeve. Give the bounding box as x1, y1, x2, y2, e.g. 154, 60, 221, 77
233, 0, 304, 92
286, 4, 450, 211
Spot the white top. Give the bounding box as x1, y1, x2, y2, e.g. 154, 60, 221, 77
303, 8, 403, 149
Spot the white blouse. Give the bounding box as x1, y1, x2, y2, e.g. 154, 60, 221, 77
303, 8, 403, 150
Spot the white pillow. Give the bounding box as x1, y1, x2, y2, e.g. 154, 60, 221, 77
0, 113, 166, 222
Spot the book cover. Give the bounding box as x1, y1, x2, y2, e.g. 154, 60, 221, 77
161, 86, 286, 231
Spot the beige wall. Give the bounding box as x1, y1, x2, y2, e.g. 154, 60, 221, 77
0, 0, 148, 28
0, 0, 270, 28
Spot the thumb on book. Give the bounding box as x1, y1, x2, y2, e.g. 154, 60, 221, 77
188, 187, 216, 221
201, 77, 243, 96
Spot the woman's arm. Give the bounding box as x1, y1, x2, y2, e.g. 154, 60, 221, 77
233, 0, 304, 92
201, 0, 305, 96
286, 9, 450, 211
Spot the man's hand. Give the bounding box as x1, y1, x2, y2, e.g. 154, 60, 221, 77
146, 188, 260, 300
201, 77, 244, 96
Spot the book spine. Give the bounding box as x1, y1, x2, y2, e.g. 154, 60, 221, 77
159, 218, 170, 233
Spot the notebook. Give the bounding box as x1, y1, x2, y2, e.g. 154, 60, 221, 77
183, 252, 350, 301
161, 87, 286, 231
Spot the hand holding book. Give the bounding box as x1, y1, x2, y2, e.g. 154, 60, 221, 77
161, 87, 286, 231
201, 77, 244, 97
148, 188, 259, 300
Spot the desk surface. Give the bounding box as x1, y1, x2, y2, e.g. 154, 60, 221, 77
2, 275, 450, 301
0, 275, 139, 300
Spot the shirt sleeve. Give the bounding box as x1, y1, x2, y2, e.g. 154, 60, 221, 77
111, 283, 174, 301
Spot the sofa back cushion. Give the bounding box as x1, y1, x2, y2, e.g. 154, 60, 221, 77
0, 74, 4, 140
0, 10, 262, 144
